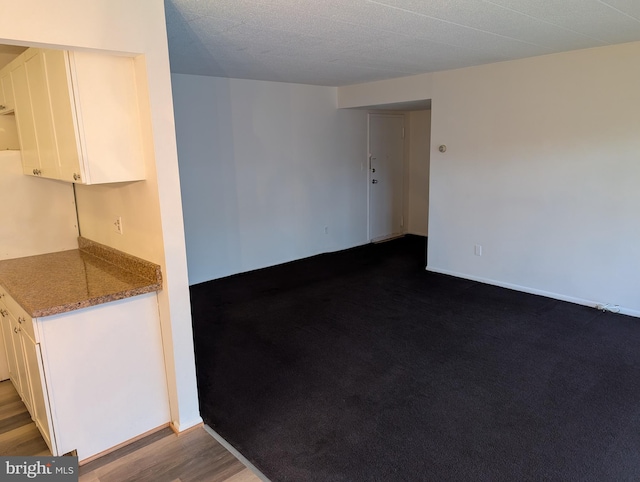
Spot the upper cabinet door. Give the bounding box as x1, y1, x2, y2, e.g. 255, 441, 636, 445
24, 51, 61, 179
0, 74, 5, 112
66, 51, 146, 184
11, 62, 41, 177
0, 68, 14, 114
42, 49, 83, 183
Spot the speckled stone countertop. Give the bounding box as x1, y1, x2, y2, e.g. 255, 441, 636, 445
0, 237, 162, 317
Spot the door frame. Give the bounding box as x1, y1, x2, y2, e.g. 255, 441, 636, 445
367, 112, 406, 242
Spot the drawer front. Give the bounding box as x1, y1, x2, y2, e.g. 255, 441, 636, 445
0, 289, 36, 343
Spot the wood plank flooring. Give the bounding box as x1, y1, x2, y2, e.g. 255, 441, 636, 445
79, 426, 262, 482
0, 381, 264, 482
0, 379, 50, 456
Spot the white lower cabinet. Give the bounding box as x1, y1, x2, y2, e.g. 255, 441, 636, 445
0, 308, 17, 381
12, 315, 32, 414
1, 293, 54, 453
0, 287, 169, 461
21, 331, 53, 449
0, 315, 9, 381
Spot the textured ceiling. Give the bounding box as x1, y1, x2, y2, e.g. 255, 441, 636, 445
165, 0, 640, 86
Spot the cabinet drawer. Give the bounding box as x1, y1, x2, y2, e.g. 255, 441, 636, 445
0, 289, 36, 343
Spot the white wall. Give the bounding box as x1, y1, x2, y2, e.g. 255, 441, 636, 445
339, 41, 640, 316
407, 110, 430, 236
0, 116, 19, 150
172, 74, 369, 284
0, 0, 201, 431
0, 151, 78, 259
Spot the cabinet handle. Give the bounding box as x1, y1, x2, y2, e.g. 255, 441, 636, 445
13, 326, 19, 334
0, 309, 7, 317
32, 169, 42, 176
73, 173, 81, 181
18, 316, 24, 324
0, 105, 5, 110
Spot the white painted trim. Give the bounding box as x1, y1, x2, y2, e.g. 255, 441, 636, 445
426, 266, 640, 319
203, 425, 271, 481
371, 233, 404, 243
170, 416, 204, 433
366, 114, 371, 242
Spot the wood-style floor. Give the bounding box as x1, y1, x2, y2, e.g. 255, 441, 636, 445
79, 426, 262, 482
0, 379, 50, 456
0, 381, 263, 482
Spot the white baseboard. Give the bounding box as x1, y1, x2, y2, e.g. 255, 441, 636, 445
425, 266, 640, 319
170, 416, 204, 433
371, 233, 404, 243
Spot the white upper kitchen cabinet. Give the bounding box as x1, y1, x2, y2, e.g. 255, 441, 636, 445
10, 57, 42, 177
10, 48, 146, 185
0, 73, 4, 112
25, 50, 61, 179
0, 66, 15, 114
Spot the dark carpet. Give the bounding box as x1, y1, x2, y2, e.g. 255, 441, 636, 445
190, 235, 640, 481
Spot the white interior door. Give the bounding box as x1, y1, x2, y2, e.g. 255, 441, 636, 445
369, 114, 404, 241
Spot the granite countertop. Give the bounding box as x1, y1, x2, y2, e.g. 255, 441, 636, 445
0, 237, 162, 317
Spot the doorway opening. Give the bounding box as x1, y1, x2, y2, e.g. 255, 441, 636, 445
365, 101, 431, 267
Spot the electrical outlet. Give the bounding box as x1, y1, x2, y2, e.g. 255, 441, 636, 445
114, 216, 123, 235
474, 244, 482, 256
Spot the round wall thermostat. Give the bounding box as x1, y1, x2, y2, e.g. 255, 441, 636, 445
439, 145, 447, 153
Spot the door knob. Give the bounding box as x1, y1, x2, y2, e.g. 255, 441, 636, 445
372, 179, 378, 184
